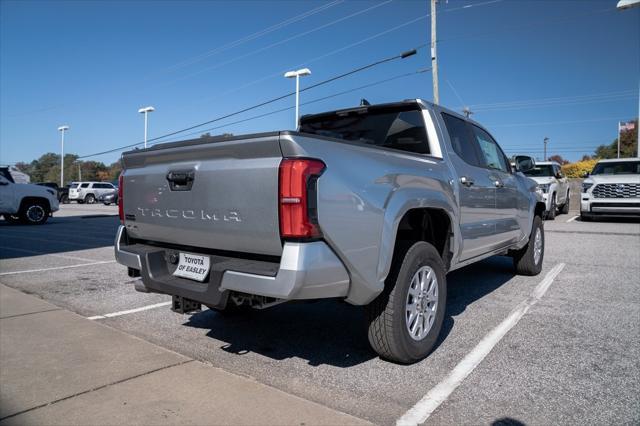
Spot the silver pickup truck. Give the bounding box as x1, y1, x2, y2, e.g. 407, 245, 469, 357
115, 100, 545, 363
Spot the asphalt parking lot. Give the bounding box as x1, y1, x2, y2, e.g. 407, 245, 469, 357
1, 204, 639, 425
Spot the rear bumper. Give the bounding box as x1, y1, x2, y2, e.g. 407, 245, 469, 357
114, 226, 350, 306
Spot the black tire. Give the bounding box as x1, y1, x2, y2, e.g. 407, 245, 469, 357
19, 201, 50, 225
512, 215, 544, 276
365, 241, 447, 364
84, 194, 96, 204
560, 191, 570, 214
580, 214, 591, 222
103, 202, 111, 206
546, 195, 556, 220
60, 194, 69, 204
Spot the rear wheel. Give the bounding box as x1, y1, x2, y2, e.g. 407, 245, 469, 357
84, 194, 96, 204
512, 216, 544, 276
560, 191, 570, 214
365, 241, 446, 364
19, 201, 50, 225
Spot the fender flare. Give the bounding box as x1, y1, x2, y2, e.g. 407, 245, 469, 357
376, 187, 457, 285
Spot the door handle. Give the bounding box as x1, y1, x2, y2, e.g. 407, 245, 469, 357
494, 180, 504, 188
460, 176, 474, 187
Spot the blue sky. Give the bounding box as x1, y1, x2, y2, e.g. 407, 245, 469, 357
0, 0, 638, 165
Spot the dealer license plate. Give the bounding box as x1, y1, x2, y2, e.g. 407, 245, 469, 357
172, 252, 210, 282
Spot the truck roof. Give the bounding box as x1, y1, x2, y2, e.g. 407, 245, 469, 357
597, 158, 640, 163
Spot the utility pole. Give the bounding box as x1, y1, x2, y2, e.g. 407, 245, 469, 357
78, 163, 82, 181
431, 0, 439, 105
543, 137, 549, 161
617, 121, 621, 159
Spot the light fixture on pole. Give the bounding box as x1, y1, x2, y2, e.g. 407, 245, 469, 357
138, 106, 155, 148
284, 68, 311, 129
57, 125, 69, 187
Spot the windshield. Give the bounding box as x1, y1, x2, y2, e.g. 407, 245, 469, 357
299, 106, 430, 155
523, 164, 555, 177
591, 161, 640, 175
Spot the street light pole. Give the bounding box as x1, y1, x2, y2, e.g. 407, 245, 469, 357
617, 0, 640, 157
57, 125, 69, 187
138, 106, 155, 148
543, 137, 549, 161
284, 68, 311, 129
431, 0, 439, 105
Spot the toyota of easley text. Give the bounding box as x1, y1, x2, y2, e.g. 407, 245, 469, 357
114, 99, 546, 364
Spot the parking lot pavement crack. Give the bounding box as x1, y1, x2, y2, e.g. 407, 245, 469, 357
0, 360, 195, 422
0, 308, 62, 320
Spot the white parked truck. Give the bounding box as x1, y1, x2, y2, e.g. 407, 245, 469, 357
0, 168, 59, 225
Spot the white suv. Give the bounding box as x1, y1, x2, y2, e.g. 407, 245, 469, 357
581, 158, 640, 221
0, 170, 59, 225
68, 181, 116, 204
522, 161, 570, 220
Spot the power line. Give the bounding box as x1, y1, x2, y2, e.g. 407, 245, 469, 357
177, 0, 504, 103
158, 68, 431, 144
159, 0, 345, 74
77, 47, 421, 159
165, 0, 395, 85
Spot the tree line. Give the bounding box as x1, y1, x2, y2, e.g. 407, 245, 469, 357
11, 122, 637, 183
13, 153, 121, 185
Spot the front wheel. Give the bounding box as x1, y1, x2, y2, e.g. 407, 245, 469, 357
365, 241, 446, 364
512, 216, 544, 276
20, 201, 50, 225
560, 191, 570, 214
546, 195, 557, 220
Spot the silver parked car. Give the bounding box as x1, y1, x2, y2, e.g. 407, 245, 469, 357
581, 158, 640, 220
68, 181, 116, 204
521, 161, 570, 220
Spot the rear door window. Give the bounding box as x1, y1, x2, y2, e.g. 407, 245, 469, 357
81, 183, 90, 188
441, 113, 484, 167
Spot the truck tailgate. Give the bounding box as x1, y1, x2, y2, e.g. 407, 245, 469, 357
121, 133, 283, 256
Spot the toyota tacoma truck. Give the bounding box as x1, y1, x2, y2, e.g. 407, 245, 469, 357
580, 158, 640, 221
115, 100, 546, 363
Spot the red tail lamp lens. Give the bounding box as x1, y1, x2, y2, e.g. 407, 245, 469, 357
279, 158, 325, 238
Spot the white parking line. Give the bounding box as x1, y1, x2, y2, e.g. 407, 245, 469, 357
0, 246, 100, 263
396, 263, 566, 426
566, 215, 579, 223
87, 301, 172, 320
0, 260, 116, 276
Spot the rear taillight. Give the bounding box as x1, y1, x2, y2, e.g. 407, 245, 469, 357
279, 158, 325, 239
118, 173, 124, 223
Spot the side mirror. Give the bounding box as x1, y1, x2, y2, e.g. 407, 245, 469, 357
0, 177, 9, 186
514, 155, 536, 173
582, 172, 590, 178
